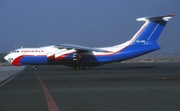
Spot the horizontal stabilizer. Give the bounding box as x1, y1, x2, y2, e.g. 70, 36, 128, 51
136, 14, 175, 21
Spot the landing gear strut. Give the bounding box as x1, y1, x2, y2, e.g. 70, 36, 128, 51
32, 65, 38, 71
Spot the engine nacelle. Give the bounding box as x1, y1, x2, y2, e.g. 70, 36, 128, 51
73, 53, 81, 61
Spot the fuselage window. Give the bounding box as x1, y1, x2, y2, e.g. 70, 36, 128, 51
11, 50, 20, 53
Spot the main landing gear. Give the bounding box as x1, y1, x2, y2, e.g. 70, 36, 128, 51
32, 65, 38, 71
74, 65, 89, 70
32, 65, 89, 70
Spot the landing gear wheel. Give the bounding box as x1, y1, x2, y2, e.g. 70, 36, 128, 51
83, 66, 89, 70
32, 66, 38, 71
74, 66, 80, 70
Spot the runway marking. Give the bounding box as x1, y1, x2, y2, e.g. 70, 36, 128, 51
35, 72, 59, 111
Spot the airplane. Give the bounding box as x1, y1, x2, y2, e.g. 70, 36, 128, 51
4, 14, 175, 70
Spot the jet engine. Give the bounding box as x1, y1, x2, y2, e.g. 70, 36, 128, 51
73, 52, 81, 61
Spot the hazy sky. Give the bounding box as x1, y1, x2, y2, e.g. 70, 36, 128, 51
0, 0, 179, 53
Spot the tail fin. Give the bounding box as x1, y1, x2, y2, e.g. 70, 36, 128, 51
129, 14, 175, 45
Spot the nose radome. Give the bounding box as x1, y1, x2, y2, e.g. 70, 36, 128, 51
4, 54, 12, 64
4, 55, 8, 61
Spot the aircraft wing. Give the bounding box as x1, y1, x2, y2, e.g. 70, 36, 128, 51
55, 44, 107, 52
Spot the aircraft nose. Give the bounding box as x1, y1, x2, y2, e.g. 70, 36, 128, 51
4, 55, 8, 61
4, 54, 12, 64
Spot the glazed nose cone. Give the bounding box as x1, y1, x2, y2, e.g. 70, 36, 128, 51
4, 54, 12, 63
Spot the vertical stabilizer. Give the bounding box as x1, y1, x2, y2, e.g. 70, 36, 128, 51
129, 14, 175, 45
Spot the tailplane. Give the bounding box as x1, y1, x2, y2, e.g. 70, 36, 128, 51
129, 14, 175, 45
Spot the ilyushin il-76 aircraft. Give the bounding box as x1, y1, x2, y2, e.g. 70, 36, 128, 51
4, 14, 175, 70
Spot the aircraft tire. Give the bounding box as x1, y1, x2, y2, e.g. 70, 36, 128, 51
74, 66, 80, 70
83, 66, 89, 70
32, 66, 38, 71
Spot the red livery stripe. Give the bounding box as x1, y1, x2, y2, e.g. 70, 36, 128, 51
12, 56, 23, 66
55, 54, 67, 60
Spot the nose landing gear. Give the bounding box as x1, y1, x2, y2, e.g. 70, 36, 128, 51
32, 65, 38, 71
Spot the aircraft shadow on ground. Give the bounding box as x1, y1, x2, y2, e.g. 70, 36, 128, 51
27, 64, 157, 71
57, 65, 157, 70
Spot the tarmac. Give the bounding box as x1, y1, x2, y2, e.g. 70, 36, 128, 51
0, 62, 180, 111
0, 66, 25, 86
